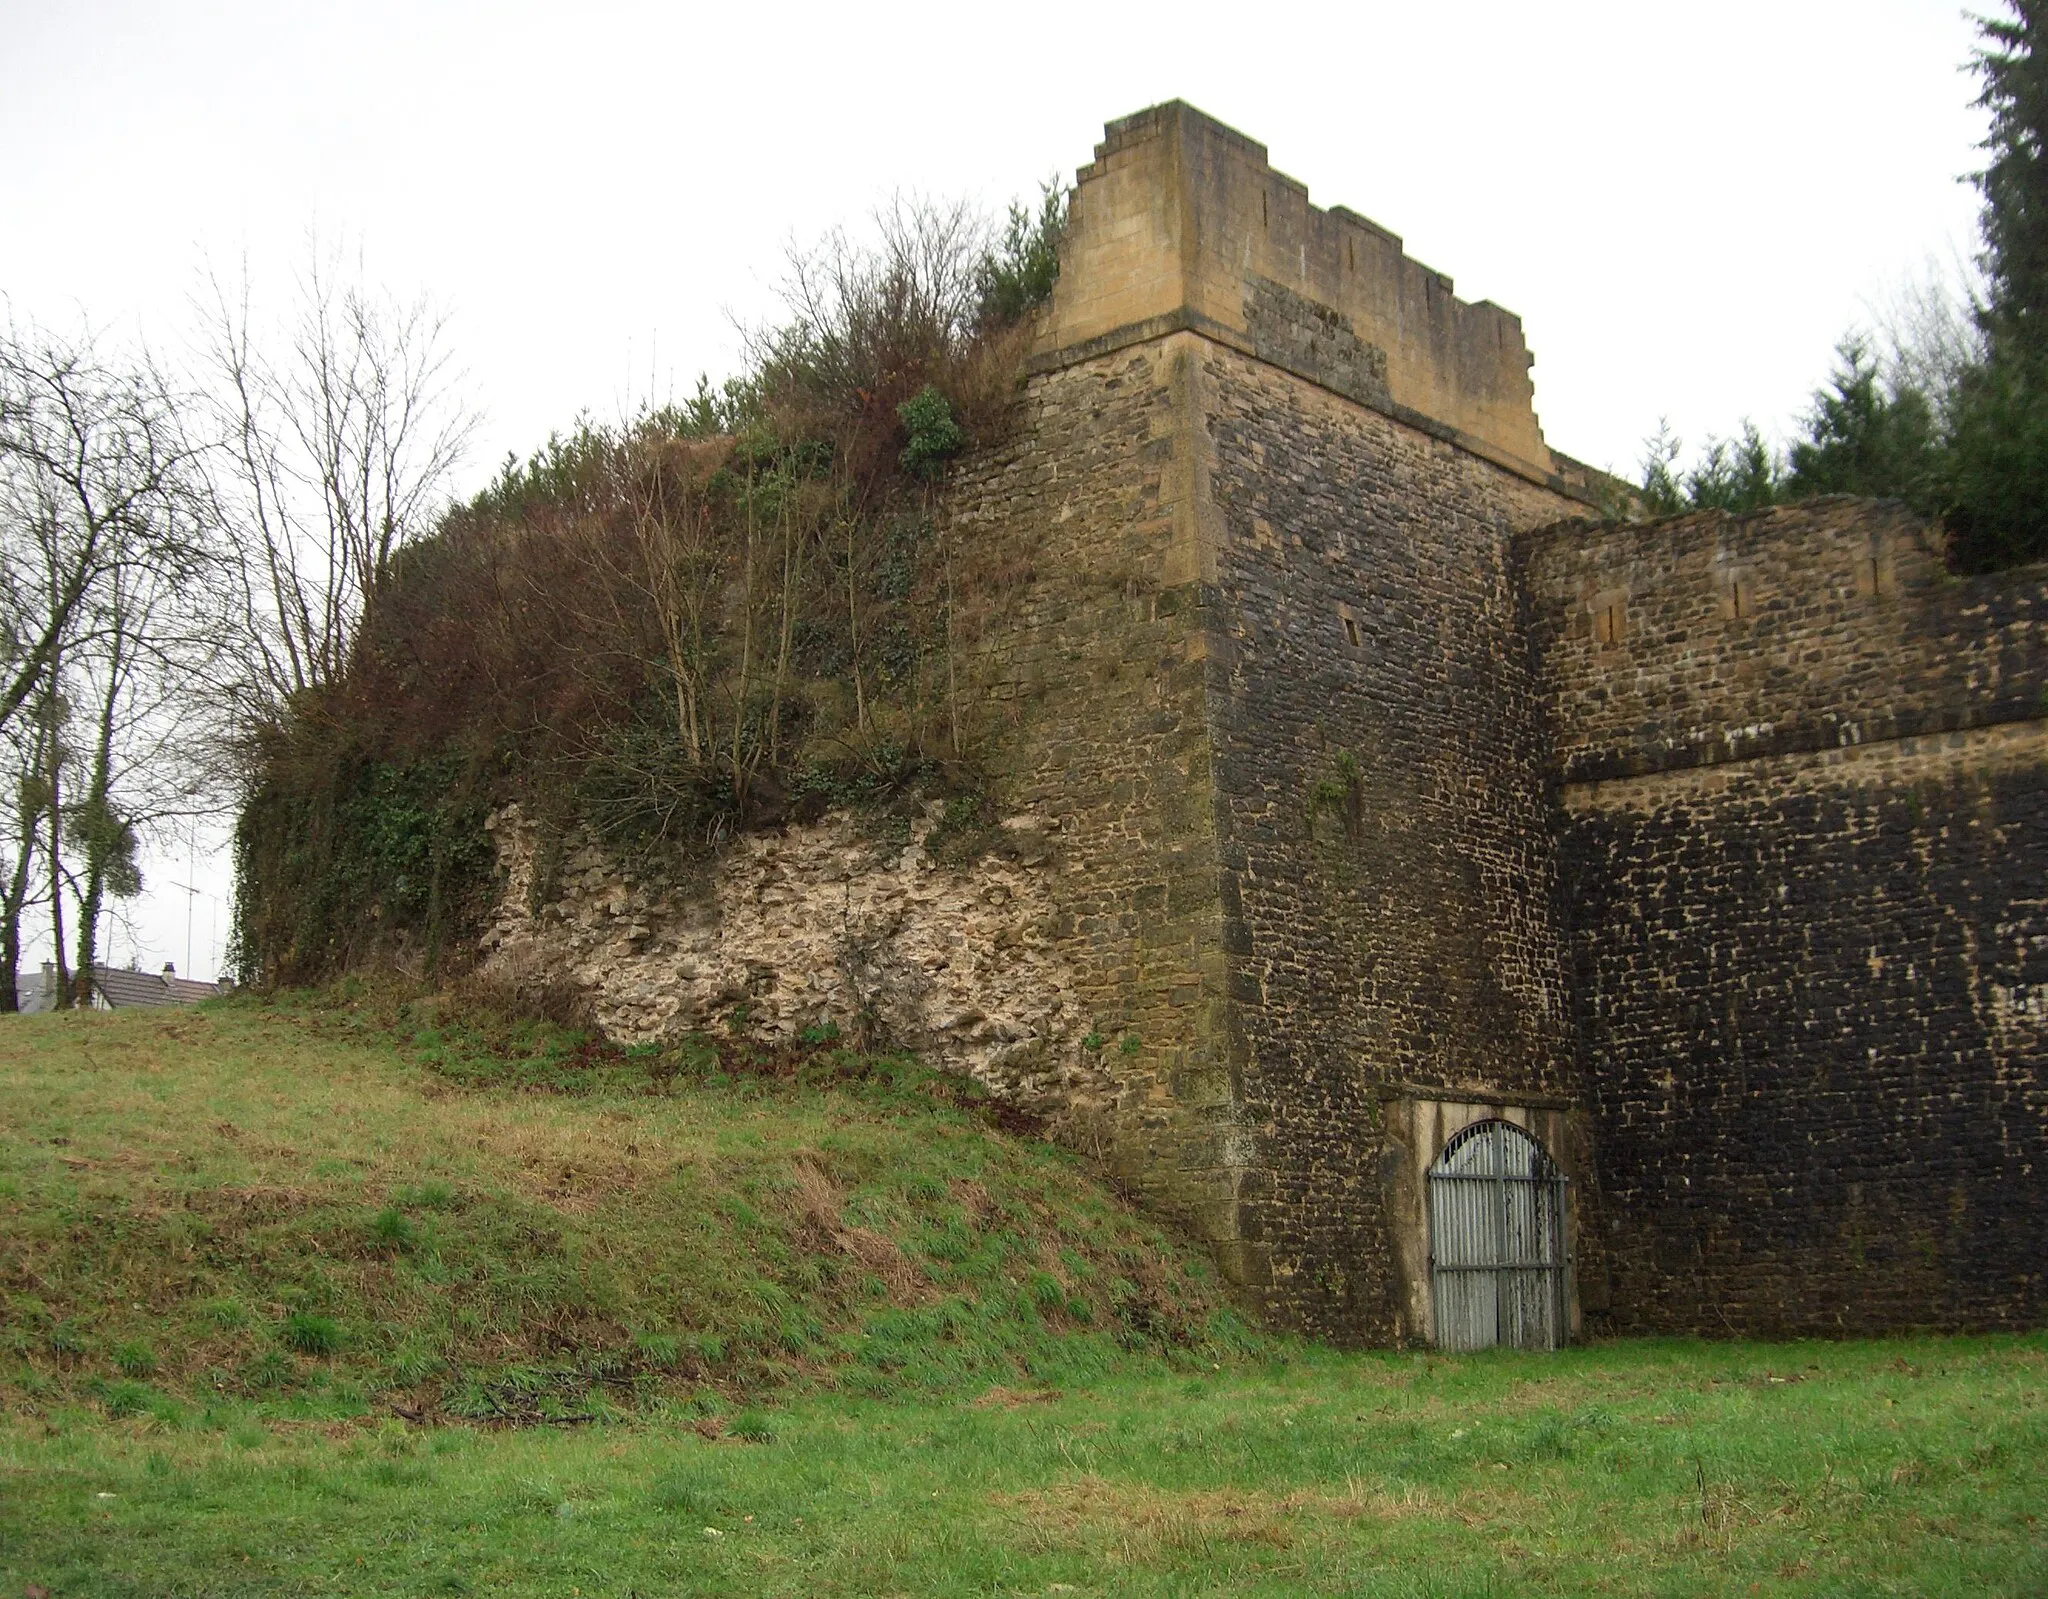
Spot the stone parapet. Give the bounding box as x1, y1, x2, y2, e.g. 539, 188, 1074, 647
1524, 498, 2048, 782
1031, 101, 1571, 488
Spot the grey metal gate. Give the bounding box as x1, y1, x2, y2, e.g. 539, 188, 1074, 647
1427, 1120, 1568, 1351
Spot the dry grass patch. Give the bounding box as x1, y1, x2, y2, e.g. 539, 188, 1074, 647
991, 1471, 1461, 1560
970, 1384, 1062, 1409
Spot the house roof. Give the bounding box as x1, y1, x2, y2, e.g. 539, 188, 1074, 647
13, 964, 223, 1012
162, 975, 221, 1005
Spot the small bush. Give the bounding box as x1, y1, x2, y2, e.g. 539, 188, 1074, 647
101, 1380, 153, 1419
728, 1409, 776, 1443
897, 384, 964, 478
369, 1207, 418, 1251
281, 1313, 344, 1356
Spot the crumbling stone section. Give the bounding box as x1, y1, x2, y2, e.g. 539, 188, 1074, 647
480, 806, 1114, 1131
1529, 504, 2048, 1335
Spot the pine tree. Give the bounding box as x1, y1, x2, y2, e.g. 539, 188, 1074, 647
1976, 3, 2048, 361
1948, 3, 2048, 569
1785, 339, 1941, 507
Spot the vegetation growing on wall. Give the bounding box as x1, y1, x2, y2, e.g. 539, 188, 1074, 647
232, 193, 1067, 985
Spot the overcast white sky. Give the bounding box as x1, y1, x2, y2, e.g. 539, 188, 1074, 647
1, 0, 1996, 982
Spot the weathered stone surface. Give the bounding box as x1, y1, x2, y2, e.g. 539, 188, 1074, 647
1198, 340, 1590, 1339
1527, 502, 2048, 1335
480, 806, 1112, 1130
942, 333, 1245, 1213
1524, 498, 2048, 782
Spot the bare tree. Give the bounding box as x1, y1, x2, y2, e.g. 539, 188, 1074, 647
198, 246, 474, 718
0, 318, 209, 1009
65, 530, 223, 995
0, 324, 196, 743
627, 439, 722, 764
759, 196, 988, 414
1868, 256, 1990, 425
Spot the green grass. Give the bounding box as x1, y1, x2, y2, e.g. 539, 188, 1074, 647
2, 998, 2043, 1594
3, 1338, 2042, 1595
0, 993, 1246, 1423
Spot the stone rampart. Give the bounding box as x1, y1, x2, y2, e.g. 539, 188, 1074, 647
1529, 502, 2048, 1334
1524, 498, 2048, 780
483, 103, 2048, 1346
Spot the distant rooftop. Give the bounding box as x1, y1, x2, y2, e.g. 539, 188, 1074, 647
14, 961, 223, 1014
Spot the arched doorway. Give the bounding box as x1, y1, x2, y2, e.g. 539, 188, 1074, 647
1427, 1119, 1569, 1351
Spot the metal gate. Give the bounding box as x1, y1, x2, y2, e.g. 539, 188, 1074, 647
1427, 1120, 1568, 1351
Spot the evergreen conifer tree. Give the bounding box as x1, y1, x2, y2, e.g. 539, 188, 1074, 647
1948, 2, 2048, 569
1785, 339, 1942, 506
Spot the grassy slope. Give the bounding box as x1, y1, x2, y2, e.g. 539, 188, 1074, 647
2, 1001, 2044, 1596
0, 995, 1245, 1422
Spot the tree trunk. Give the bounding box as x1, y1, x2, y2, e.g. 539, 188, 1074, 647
71, 630, 125, 994
46, 713, 69, 1010
730, 462, 758, 804
0, 852, 30, 1014
0, 714, 51, 1015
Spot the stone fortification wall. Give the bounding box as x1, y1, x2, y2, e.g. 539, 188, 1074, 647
1527, 498, 2048, 781
939, 335, 1250, 1245
475, 102, 2048, 1346
935, 280, 1607, 1336
478, 102, 1622, 1341
932, 102, 1616, 1332
1196, 338, 1595, 1340
1527, 502, 2048, 1334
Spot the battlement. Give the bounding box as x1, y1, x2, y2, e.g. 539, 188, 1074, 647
1033, 100, 1563, 484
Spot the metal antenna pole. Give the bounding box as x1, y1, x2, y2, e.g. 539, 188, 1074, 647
168, 880, 199, 978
